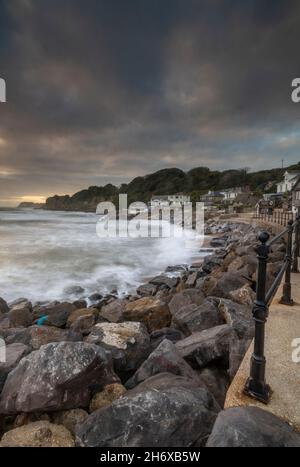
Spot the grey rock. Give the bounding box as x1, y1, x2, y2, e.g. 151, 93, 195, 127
88, 293, 103, 302
136, 283, 158, 297
0, 341, 118, 414
205, 272, 250, 299
175, 324, 233, 368
217, 298, 254, 339
99, 298, 128, 323
171, 299, 224, 335
125, 339, 199, 389
207, 407, 300, 447
168, 289, 205, 315
165, 265, 188, 273
0, 343, 30, 392
126, 372, 202, 396
85, 322, 151, 374
76, 386, 220, 447
149, 275, 179, 289
41, 302, 76, 327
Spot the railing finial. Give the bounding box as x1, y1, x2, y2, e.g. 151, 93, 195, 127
258, 231, 270, 244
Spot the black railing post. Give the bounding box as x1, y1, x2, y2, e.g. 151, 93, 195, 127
244, 231, 271, 404
292, 216, 300, 273
280, 219, 294, 305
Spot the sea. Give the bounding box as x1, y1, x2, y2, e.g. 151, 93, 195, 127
0, 208, 204, 304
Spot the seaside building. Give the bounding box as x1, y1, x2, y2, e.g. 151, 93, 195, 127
219, 187, 243, 200
200, 191, 225, 203
276, 170, 300, 193
150, 193, 190, 208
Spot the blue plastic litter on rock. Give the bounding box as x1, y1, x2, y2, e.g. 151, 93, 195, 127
37, 315, 48, 326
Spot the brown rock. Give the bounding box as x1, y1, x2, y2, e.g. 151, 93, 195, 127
123, 297, 171, 332
31, 325, 82, 349
66, 307, 98, 327
0, 421, 74, 447
89, 383, 127, 412
99, 299, 128, 323
229, 284, 255, 307
7, 307, 33, 328
52, 409, 88, 435
70, 314, 95, 335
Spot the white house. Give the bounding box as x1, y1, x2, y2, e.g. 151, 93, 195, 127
276, 171, 300, 193
150, 193, 190, 208
220, 187, 243, 200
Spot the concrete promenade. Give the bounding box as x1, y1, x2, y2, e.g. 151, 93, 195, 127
225, 262, 300, 431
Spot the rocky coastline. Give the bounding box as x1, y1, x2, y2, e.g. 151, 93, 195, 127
0, 220, 299, 447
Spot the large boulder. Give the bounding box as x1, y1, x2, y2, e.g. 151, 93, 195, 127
207, 407, 300, 447
125, 339, 200, 389
38, 302, 76, 328
70, 315, 95, 335
7, 304, 33, 328
0, 421, 74, 447
171, 298, 224, 335
126, 372, 202, 396
66, 307, 98, 327
123, 297, 171, 332
0, 342, 119, 414
0, 343, 30, 392
175, 325, 233, 368
98, 299, 128, 323
217, 299, 254, 340
85, 322, 151, 374
76, 387, 220, 447
0, 298, 9, 314
204, 272, 250, 299
168, 289, 205, 315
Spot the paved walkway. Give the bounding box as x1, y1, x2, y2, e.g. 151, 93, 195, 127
225, 262, 300, 431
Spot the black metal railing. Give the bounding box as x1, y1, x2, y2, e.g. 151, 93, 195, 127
244, 215, 300, 404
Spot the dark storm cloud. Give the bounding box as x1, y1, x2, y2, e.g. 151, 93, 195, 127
1, 0, 300, 204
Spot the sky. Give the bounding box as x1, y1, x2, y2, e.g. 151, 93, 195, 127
1, 0, 300, 206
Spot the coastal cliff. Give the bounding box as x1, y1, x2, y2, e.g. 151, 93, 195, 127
44, 163, 299, 212
45, 185, 118, 212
